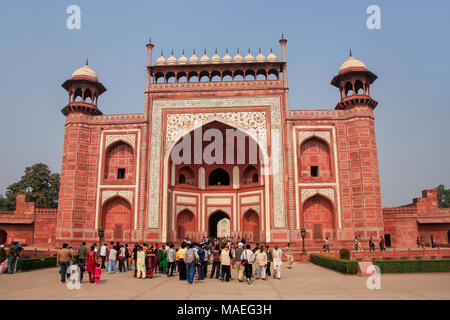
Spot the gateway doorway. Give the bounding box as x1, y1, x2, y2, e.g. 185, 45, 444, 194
208, 211, 230, 238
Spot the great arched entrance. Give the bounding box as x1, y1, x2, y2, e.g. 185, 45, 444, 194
102, 197, 132, 242
0, 229, 7, 244
166, 120, 266, 242
208, 211, 230, 238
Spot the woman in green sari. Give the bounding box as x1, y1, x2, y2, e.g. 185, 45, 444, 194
159, 246, 168, 274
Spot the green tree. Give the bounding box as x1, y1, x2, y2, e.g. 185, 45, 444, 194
4, 163, 60, 210
0, 194, 8, 211
437, 184, 450, 208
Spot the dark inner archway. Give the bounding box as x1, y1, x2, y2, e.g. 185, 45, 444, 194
208, 211, 229, 238
208, 168, 230, 186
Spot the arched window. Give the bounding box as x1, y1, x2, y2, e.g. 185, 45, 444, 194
166, 72, 176, 83
177, 72, 187, 83
74, 88, 83, 102
208, 168, 230, 186
154, 72, 165, 83
268, 69, 278, 80
222, 70, 232, 81
84, 88, 92, 103
104, 141, 134, 181
355, 80, 364, 95
188, 71, 199, 82
299, 137, 332, 179
211, 70, 221, 82
234, 70, 244, 81
242, 165, 258, 185
245, 70, 255, 81
200, 71, 210, 82
345, 81, 353, 96
177, 166, 195, 186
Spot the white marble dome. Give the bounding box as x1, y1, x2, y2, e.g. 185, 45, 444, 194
339, 56, 367, 72
233, 49, 244, 63
256, 49, 266, 63
245, 49, 255, 63
178, 50, 188, 65
200, 50, 210, 64
211, 49, 221, 64
189, 50, 199, 64
167, 50, 177, 65
266, 48, 277, 62
72, 61, 98, 80
156, 51, 166, 65
222, 48, 233, 63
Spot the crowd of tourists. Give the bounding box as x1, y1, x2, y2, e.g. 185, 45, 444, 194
56, 237, 296, 285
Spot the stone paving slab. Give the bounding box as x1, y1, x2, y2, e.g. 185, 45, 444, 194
0, 263, 449, 300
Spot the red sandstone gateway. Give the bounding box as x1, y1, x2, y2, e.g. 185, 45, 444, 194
1, 36, 449, 250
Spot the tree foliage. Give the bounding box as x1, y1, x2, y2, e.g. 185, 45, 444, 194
437, 184, 450, 208
3, 163, 60, 210
0, 194, 7, 211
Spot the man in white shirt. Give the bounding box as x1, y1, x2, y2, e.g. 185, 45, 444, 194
254, 247, 268, 280
272, 246, 283, 279
100, 243, 107, 269
240, 245, 255, 284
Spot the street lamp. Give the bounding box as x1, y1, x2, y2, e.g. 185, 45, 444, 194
300, 228, 307, 254
98, 227, 104, 247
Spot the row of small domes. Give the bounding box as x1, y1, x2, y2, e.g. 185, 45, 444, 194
156, 48, 278, 65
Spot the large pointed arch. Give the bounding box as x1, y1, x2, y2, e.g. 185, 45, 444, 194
301, 194, 335, 240
101, 195, 133, 242
163, 119, 270, 242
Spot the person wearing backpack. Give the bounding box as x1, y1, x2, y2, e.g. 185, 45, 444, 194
184, 243, 199, 284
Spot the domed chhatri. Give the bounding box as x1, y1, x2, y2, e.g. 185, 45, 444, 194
200, 49, 210, 64
244, 48, 255, 63
167, 50, 177, 65
72, 59, 98, 81
266, 48, 277, 62
211, 48, 221, 64
222, 47, 232, 63
338, 50, 368, 73
178, 50, 188, 65
189, 49, 199, 64
156, 51, 167, 65
256, 48, 266, 63
233, 48, 244, 63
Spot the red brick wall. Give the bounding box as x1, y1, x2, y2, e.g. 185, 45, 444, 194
336, 115, 383, 241
56, 121, 100, 244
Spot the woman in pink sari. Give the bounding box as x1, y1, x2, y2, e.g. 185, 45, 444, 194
86, 246, 97, 283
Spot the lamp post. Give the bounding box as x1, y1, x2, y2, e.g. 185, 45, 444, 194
301, 228, 307, 255
98, 227, 104, 249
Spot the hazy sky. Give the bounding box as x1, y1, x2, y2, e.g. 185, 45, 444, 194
0, 1, 449, 206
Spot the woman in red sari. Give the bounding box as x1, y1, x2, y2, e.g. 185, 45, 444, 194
86, 246, 97, 283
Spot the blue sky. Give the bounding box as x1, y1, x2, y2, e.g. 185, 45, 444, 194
0, 0, 449, 206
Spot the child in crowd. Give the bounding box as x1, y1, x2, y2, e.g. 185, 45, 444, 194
94, 263, 102, 285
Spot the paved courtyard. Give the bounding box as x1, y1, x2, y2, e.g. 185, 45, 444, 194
1, 263, 449, 300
